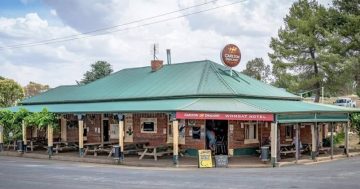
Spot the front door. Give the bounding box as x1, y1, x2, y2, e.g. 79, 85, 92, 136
205, 120, 228, 155
103, 120, 109, 142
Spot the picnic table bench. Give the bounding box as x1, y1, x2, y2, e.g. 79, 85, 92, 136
52, 141, 78, 153
279, 144, 305, 156
83, 142, 115, 157
107, 141, 149, 157
319, 147, 331, 154
138, 144, 173, 161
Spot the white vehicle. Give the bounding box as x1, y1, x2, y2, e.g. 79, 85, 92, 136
334, 98, 356, 108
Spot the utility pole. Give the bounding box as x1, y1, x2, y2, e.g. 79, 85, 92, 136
321, 87, 324, 104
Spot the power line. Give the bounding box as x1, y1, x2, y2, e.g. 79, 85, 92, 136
0, 0, 247, 50
2, 0, 220, 48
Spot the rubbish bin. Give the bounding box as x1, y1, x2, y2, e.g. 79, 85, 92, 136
113, 145, 120, 159
17, 140, 24, 152
260, 146, 269, 162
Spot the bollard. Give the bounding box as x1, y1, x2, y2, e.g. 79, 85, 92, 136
17, 140, 24, 153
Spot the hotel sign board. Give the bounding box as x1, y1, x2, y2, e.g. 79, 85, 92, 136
176, 112, 274, 122
221, 44, 241, 67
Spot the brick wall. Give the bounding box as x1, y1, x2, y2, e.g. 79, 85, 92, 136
84, 114, 102, 143
228, 121, 271, 149
279, 124, 313, 145
133, 113, 168, 146
108, 115, 119, 144
300, 125, 312, 144
65, 114, 79, 142
182, 120, 205, 150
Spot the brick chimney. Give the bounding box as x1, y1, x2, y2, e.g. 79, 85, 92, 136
151, 60, 163, 72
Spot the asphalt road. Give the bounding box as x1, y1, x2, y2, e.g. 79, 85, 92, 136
0, 156, 360, 189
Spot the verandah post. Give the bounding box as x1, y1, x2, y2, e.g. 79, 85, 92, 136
345, 120, 350, 157
22, 120, 27, 152
47, 125, 53, 158
172, 120, 179, 166
311, 123, 317, 160
330, 122, 334, 160
295, 124, 300, 163
78, 115, 84, 157
119, 116, 125, 162
0, 125, 4, 152
270, 122, 278, 167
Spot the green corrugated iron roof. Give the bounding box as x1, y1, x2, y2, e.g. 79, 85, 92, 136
21, 60, 299, 105
9, 60, 359, 121
239, 98, 360, 113
8, 98, 198, 113
9, 98, 359, 114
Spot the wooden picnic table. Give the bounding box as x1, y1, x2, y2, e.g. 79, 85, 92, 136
52, 141, 78, 154
279, 144, 306, 156
107, 141, 149, 158
138, 144, 173, 161
83, 142, 115, 157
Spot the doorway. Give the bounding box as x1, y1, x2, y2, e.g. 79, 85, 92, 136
205, 120, 228, 155
103, 120, 109, 142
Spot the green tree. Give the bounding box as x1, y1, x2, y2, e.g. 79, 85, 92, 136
23, 82, 50, 98
0, 108, 59, 143
0, 78, 24, 107
241, 58, 271, 83
351, 113, 360, 144
0, 110, 15, 143
269, 0, 345, 101
78, 61, 113, 85
329, 0, 360, 96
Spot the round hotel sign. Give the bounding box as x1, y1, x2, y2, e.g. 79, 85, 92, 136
221, 44, 241, 67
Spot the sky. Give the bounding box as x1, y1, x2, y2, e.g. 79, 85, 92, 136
0, 0, 332, 87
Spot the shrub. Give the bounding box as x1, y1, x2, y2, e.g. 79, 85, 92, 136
322, 131, 345, 147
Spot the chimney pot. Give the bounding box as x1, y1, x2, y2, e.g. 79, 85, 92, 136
151, 60, 163, 72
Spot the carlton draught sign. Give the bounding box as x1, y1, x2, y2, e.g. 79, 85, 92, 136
176, 112, 274, 121
221, 44, 241, 67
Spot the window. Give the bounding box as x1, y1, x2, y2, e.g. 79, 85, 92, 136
140, 118, 157, 133
244, 122, 258, 144
285, 125, 293, 140
143, 122, 155, 131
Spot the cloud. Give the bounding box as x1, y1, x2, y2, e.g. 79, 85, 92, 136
50, 9, 57, 16
0, 0, 309, 87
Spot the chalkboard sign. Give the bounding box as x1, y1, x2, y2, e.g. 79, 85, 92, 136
198, 150, 213, 168
215, 155, 228, 168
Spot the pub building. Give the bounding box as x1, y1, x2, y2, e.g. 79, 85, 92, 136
3, 44, 359, 167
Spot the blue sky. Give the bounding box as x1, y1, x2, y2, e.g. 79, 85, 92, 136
0, 0, 44, 17
0, 0, 331, 87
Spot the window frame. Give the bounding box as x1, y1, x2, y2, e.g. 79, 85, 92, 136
285, 124, 294, 141
140, 118, 157, 133
243, 122, 259, 144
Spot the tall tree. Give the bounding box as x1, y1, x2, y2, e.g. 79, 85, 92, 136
269, 0, 336, 102
329, 0, 360, 97
23, 81, 50, 98
78, 61, 113, 85
0, 78, 24, 107
241, 58, 271, 83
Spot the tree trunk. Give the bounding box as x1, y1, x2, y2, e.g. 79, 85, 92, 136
310, 49, 321, 103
